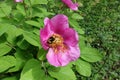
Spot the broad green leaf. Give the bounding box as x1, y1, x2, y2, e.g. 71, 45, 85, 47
48, 66, 61, 72
37, 48, 47, 61
0, 42, 12, 56
20, 59, 45, 80
79, 35, 86, 50
75, 59, 91, 77
30, 7, 42, 18
72, 13, 83, 20
0, 34, 6, 43
12, 10, 25, 22
1, 76, 17, 80
15, 28, 23, 37
81, 47, 103, 62
42, 76, 54, 80
69, 19, 85, 34
39, 8, 54, 17
30, 0, 48, 5
25, 20, 40, 28
0, 17, 16, 25
32, 7, 54, 18
33, 28, 40, 35
0, 23, 11, 36
37, 18, 44, 27
17, 39, 30, 50
23, 31, 41, 48
6, 25, 17, 44
0, 3, 11, 17
48, 66, 76, 80
0, 56, 16, 73
8, 49, 33, 72
16, 4, 25, 16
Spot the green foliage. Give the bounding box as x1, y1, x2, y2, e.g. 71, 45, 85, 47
75, 59, 91, 77
0, 42, 12, 56
0, 0, 107, 80
23, 31, 41, 48
0, 56, 16, 73
1, 76, 17, 80
69, 19, 85, 34
20, 59, 45, 80
6, 25, 18, 45
8, 49, 33, 72
80, 47, 102, 62
0, 23, 11, 36
0, 2, 11, 17
37, 48, 47, 61
79, 0, 120, 79
29, 0, 48, 5
48, 66, 76, 80
25, 20, 40, 28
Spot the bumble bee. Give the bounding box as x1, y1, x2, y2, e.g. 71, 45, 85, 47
47, 34, 64, 49
47, 36, 55, 44
47, 35, 67, 52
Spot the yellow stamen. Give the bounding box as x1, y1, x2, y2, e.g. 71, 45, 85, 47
47, 34, 67, 53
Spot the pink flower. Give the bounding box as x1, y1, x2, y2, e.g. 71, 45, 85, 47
62, 0, 78, 11
40, 14, 80, 67
14, 0, 23, 2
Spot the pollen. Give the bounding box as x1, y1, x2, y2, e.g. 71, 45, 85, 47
47, 34, 67, 53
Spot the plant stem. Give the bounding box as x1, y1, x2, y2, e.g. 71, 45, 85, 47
42, 61, 48, 76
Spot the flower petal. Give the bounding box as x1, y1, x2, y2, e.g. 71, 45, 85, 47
46, 48, 61, 67
63, 28, 79, 46
57, 51, 71, 66
40, 18, 54, 50
46, 45, 80, 67
68, 45, 80, 61
15, 0, 23, 2
62, 0, 78, 11
51, 14, 69, 34
47, 48, 71, 67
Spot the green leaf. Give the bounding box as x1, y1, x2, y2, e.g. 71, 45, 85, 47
0, 23, 11, 36
37, 48, 47, 61
33, 28, 40, 35
0, 56, 16, 73
0, 42, 12, 56
15, 28, 23, 37
39, 8, 54, 17
8, 49, 33, 72
20, 59, 45, 80
72, 13, 83, 20
30, 7, 42, 18
12, 10, 25, 22
37, 18, 44, 27
75, 59, 91, 77
0, 34, 6, 43
6, 25, 17, 45
79, 35, 86, 50
17, 39, 30, 50
48, 66, 61, 72
48, 66, 76, 80
1, 76, 17, 80
81, 47, 103, 62
0, 3, 11, 17
30, 0, 48, 5
23, 31, 41, 48
25, 20, 40, 28
16, 4, 25, 16
69, 19, 85, 34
